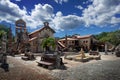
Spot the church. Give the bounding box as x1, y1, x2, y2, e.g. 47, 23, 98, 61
8, 19, 55, 53
28, 22, 55, 52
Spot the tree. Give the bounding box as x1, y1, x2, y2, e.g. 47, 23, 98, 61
95, 30, 120, 46
0, 30, 6, 46
0, 30, 6, 40
0, 30, 6, 38
42, 37, 56, 52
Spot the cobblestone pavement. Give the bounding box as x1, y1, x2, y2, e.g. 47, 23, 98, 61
0, 53, 120, 80
0, 56, 58, 80
52, 59, 120, 80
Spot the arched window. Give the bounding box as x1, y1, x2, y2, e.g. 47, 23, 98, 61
83, 41, 85, 43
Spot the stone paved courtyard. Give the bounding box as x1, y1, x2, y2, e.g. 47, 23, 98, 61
0, 52, 120, 80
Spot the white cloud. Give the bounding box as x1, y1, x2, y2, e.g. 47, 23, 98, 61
15, 0, 21, 2
0, 0, 120, 32
56, 11, 63, 17
0, 0, 83, 31
54, 0, 68, 4
82, 0, 120, 26
0, 0, 54, 29
52, 11, 84, 31
75, 5, 83, 10
28, 4, 54, 28
0, 0, 27, 22
31, 4, 54, 21
83, 0, 92, 4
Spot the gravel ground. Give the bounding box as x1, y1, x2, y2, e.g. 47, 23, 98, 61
52, 59, 120, 80
0, 53, 120, 80
0, 56, 58, 80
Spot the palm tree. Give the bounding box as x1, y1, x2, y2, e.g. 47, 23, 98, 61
42, 37, 56, 52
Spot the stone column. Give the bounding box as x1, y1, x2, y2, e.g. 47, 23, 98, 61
55, 52, 61, 68
105, 43, 108, 55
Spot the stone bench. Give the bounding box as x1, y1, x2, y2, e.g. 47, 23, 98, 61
89, 51, 99, 55
21, 53, 35, 60
37, 61, 54, 69
89, 51, 101, 60
37, 54, 58, 69
21, 56, 29, 60
90, 55, 101, 60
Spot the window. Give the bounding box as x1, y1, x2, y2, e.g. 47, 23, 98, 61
72, 41, 74, 43
83, 41, 85, 43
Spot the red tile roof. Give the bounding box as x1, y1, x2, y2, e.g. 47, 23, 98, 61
59, 38, 78, 41
74, 35, 92, 39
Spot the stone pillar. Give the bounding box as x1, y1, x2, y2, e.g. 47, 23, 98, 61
105, 43, 108, 55
55, 52, 61, 68
97, 47, 99, 52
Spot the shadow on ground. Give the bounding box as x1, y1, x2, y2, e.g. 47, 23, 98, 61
0, 63, 9, 72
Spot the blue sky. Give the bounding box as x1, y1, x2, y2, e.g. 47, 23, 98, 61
0, 0, 120, 37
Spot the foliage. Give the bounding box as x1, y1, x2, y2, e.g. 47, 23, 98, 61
0, 30, 6, 38
0, 24, 9, 32
0, 24, 9, 46
95, 30, 120, 46
0, 24, 9, 39
0, 30, 6, 46
42, 37, 56, 51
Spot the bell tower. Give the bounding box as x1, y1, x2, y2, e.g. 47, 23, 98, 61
15, 19, 29, 53
44, 22, 49, 27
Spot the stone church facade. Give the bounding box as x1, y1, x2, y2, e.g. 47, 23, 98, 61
29, 22, 55, 52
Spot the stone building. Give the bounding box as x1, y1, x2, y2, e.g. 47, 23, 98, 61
9, 19, 55, 53
7, 19, 55, 53
58, 37, 78, 51
73, 35, 99, 51
58, 38, 78, 47
29, 22, 55, 52
13, 19, 29, 53
58, 35, 99, 51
